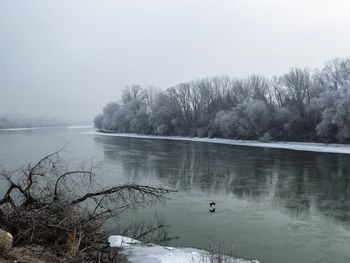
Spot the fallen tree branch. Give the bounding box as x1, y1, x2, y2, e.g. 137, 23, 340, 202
0, 150, 176, 263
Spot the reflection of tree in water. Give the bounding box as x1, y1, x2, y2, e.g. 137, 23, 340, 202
96, 136, 350, 224
274, 158, 313, 219
312, 154, 350, 222
274, 152, 350, 222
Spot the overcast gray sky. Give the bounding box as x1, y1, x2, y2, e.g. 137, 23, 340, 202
1, 0, 350, 121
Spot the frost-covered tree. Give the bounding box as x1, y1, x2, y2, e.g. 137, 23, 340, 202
94, 57, 350, 143
316, 58, 350, 142
149, 92, 173, 135
234, 100, 271, 139
93, 114, 103, 130
98, 102, 119, 131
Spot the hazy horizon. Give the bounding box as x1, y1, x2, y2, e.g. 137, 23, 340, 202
1, 0, 350, 121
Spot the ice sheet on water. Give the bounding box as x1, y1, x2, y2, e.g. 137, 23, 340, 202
109, 235, 260, 263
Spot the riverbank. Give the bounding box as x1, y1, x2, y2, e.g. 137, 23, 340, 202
87, 131, 350, 155
0, 236, 259, 263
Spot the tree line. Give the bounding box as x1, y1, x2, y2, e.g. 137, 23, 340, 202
94, 58, 350, 143
0, 114, 65, 129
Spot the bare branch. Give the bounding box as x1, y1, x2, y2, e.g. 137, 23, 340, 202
53, 170, 94, 201
71, 184, 175, 205
0, 150, 175, 262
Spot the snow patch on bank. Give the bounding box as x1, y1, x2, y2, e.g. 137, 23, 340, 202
67, 125, 93, 129
86, 131, 350, 155
109, 235, 259, 263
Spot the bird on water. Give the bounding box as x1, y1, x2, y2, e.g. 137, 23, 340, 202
209, 201, 216, 213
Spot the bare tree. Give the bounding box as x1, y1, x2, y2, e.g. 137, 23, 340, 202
280, 68, 311, 118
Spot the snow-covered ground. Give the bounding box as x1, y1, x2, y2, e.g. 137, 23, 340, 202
87, 131, 350, 155
67, 125, 93, 129
109, 235, 259, 263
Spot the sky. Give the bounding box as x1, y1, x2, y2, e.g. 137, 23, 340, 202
1, 0, 350, 122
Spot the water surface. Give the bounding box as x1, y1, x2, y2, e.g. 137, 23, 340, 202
0, 127, 349, 263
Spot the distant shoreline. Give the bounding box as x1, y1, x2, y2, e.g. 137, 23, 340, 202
0, 125, 92, 131
88, 130, 350, 155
